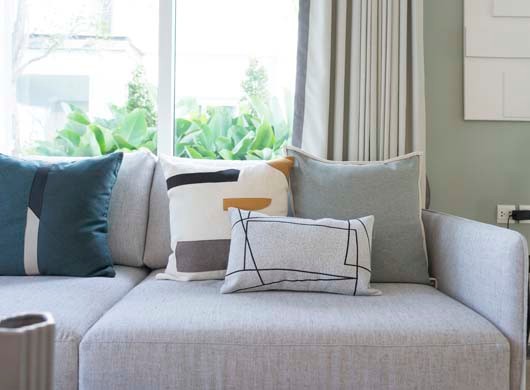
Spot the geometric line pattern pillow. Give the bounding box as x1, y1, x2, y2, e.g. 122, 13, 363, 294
156, 155, 293, 282
221, 209, 380, 296
0, 152, 123, 277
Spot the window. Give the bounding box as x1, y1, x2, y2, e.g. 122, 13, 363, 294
1, 0, 159, 156
167, 0, 299, 159
1, 0, 298, 160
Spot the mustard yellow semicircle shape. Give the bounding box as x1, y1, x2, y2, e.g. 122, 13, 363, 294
223, 198, 272, 211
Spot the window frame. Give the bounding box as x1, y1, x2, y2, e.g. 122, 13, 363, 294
157, 0, 176, 156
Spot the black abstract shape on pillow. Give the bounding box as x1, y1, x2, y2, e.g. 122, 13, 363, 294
28, 166, 51, 218
166, 169, 240, 190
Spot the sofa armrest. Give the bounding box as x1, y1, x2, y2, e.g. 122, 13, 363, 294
422, 209, 528, 390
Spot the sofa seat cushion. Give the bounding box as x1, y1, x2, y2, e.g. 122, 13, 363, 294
0, 266, 148, 390
80, 271, 510, 390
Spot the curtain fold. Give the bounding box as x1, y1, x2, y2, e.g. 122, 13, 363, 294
293, 0, 425, 163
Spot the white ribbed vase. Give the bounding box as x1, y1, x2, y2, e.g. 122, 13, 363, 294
0, 313, 55, 390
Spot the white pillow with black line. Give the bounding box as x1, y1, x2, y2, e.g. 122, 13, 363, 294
156, 155, 294, 281
221, 209, 381, 296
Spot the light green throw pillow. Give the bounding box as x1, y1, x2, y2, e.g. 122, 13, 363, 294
286, 146, 429, 284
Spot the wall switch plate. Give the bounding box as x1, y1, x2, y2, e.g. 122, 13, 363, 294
518, 205, 530, 223
497, 204, 516, 224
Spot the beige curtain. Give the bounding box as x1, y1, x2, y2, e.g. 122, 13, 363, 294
293, 0, 426, 162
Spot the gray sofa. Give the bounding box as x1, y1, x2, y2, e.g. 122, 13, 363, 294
0, 152, 527, 390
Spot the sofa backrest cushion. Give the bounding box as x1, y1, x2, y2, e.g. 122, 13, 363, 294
143, 160, 172, 269
108, 151, 156, 267
286, 146, 429, 284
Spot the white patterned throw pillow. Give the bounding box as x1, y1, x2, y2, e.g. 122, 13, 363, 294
221, 209, 381, 296
157, 156, 293, 281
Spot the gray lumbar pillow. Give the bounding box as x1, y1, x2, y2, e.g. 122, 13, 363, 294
285, 146, 429, 284
221, 208, 380, 296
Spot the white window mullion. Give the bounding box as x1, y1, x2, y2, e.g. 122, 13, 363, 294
157, 0, 176, 156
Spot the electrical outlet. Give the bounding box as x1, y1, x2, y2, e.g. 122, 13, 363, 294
497, 205, 516, 224
519, 205, 530, 224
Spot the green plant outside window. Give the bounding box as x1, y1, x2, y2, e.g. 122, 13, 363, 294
29, 61, 293, 160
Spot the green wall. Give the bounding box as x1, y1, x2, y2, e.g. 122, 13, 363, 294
424, 0, 530, 240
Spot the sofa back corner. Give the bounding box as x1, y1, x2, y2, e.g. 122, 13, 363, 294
107, 151, 158, 268
142, 159, 172, 270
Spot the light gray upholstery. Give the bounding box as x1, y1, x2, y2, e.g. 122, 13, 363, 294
143, 160, 171, 269
423, 210, 529, 390
80, 271, 509, 390
108, 151, 156, 267
0, 266, 148, 390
